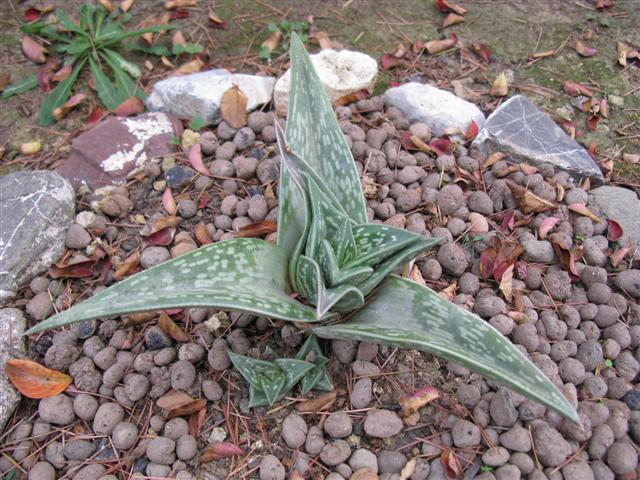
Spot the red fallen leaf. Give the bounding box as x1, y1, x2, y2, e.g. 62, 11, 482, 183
438, 282, 457, 301
164, 308, 182, 315
500, 209, 516, 232
49, 251, 107, 279
470, 42, 491, 63
157, 390, 193, 410
442, 13, 464, 28
189, 143, 210, 177
557, 119, 576, 139
492, 242, 525, 281
563, 80, 593, 97
188, 407, 206, 437
392, 43, 408, 59
587, 143, 598, 161
572, 39, 598, 57
146, 227, 176, 246
0, 73, 10, 91
587, 114, 601, 131
568, 202, 600, 222
600, 98, 609, 118
610, 246, 630, 267
617, 42, 640, 67
380, 53, 400, 70
479, 247, 498, 279
499, 263, 514, 302
426, 34, 458, 54
200, 442, 243, 463
552, 241, 581, 278
430, 138, 454, 155
113, 97, 144, 116
237, 220, 278, 238
114, 251, 140, 280
539, 217, 560, 239
5, 359, 72, 399
52, 63, 72, 82
435, 0, 467, 14
208, 11, 227, 29
389, 81, 401, 87
22, 36, 46, 63
172, 30, 187, 48
398, 385, 439, 417
87, 106, 107, 123
37, 59, 61, 92
197, 191, 210, 209
607, 219, 623, 241
159, 312, 189, 342
162, 188, 177, 215
596, 0, 615, 8
465, 120, 478, 140
412, 38, 425, 53
441, 449, 462, 479
220, 85, 247, 128
170, 9, 190, 20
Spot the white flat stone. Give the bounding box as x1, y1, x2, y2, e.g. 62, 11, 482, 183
0, 309, 26, 431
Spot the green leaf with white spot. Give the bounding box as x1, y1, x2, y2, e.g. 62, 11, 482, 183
274, 358, 315, 389
347, 224, 428, 269
25, 239, 319, 335
313, 275, 580, 423
295, 336, 332, 394
257, 370, 286, 405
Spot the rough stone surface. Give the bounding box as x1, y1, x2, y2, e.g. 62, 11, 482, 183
147, 69, 276, 125
590, 186, 640, 246
57, 113, 181, 189
0, 309, 26, 431
0, 171, 74, 302
274, 49, 377, 116
384, 82, 485, 137
473, 95, 603, 184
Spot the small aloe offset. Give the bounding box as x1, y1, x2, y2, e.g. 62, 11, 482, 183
25, 34, 579, 423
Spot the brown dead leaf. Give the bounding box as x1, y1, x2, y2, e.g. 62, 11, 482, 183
122, 311, 156, 327
114, 251, 140, 280
563, 80, 593, 97
175, 58, 204, 75
481, 151, 506, 170
5, 359, 72, 399
499, 264, 514, 302
208, 11, 228, 29
237, 220, 277, 238
490, 72, 509, 97
120, 0, 134, 12
220, 86, 247, 129
98, 0, 115, 12
22, 36, 46, 63
506, 180, 558, 213
438, 282, 457, 301
568, 202, 600, 222
441, 449, 462, 479
53, 93, 86, 121
157, 390, 193, 410
158, 313, 189, 342
144, 216, 182, 236
552, 241, 581, 277
623, 153, 640, 164
610, 246, 630, 268
0, 73, 11, 91
188, 407, 206, 437
409, 134, 434, 154
425, 34, 458, 54
194, 222, 213, 245
113, 97, 144, 116
617, 41, 640, 67
435, 0, 467, 14
398, 386, 439, 417
409, 264, 427, 286
532, 50, 555, 58
296, 390, 338, 412
162, 188, 177, 216
335, 89, 369, 107
572, 39, 598, 57
261, 31, 282, 57
165, 0, 196, 9
442, 13, 464, 28
316, 31, 333, 50
166, 399, 207, 419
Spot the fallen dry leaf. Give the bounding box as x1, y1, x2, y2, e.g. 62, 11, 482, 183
490, 72, 509, 97
492, 241, 525, 281
199, 442, 243, 463
316, 31, 333, 50
159, 312, 189, 342
465, 120, 478, 140
25, 5, 55, 22
409, 264, 427, 286
22, 36, 46, 63
563, 80, 593, 97
175, 58, 204, 75
398, 386, 439, 417
351, 469, 378, 480
194, 222, 213, 246
499, 263, 514, 302
435, 0, 467, 14
596, 0, 615, 8
438, 282, 457, 301
220, 85, 248, 128
296, 390, 337, 412
20, 141, 42, 156
261, 30, 282, 57
482, 151, 506, 170
157, 390, 193, 410
208, 11, 228, 29
113, 97, 144, 116
532, 50, 555, 59
442, 13, 464, 28
552, 241, 581, 277
568, 202, 600, 222
120, 0, 134, 12
430, 138, 454, 155
114, 251, 140, 280
380, 53, 400, 70
335, 89, 369, 107
166, 398, 206, 419
52, 63, 72, 83
165, 0, 196, 9
607, 219, 623, 241
617, 41, 640, 67
237, 220, 277, 238
441, 449, 462, 479
408, 134, 434, 154
623, 153, 640, 164
470, 42, 491, 63
189, 143, 210, 177
162, 188, 177, 215
5, 359, 72, 399
600, 98, 609, 118
400, 458, 418, 480
425, 34, 458, 54
98, 0, 115, 12
188, 407, 206, 438
0, 73, 10, 91
172, 30, 187, 48
506, 180, 558, 213
610, 246, 630, 268
539, 217, 560, 239
53, 93, 86, 121
572, 39, 598, 57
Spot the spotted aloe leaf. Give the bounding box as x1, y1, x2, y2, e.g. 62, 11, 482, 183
295, 335, 332, 395
24, 239, 319, 334
278, 33, 367, 260
313, 275, 580, 423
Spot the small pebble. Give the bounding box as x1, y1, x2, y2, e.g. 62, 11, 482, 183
259, 454, 285, 480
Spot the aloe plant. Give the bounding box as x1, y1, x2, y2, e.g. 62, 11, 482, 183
25, 34, 579, 423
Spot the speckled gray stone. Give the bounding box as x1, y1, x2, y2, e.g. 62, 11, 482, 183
0, 309, 26, 431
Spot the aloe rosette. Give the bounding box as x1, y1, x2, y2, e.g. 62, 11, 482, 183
26, 34, 579, 423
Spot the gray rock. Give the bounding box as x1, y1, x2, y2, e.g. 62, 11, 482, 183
532, 422, 572, 467
324, 411, 353, 438
606, 441, 638, 474
112, 422, 139, 450
146, 437, 175, 465
260, 454, 285, 480
0, 309, 26, 431
384, 83, 485, 137
93, 403, 124, 435
39, 394, 75, 425
350, 378, 373, 408
451, 419, 481, 447
147, 69, 276, 125
282, 413, 308, 449
29, 461, 56, 480
0, 171, 74, 301
364, 409, 403, 438
473, 95, 603, 184
590, 186, 640, 247
320, 440, 351, 466
481, 446, 509, 467
615, 269, 640, 298
349, 448, 378, 473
